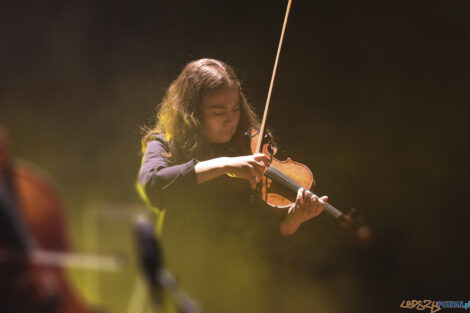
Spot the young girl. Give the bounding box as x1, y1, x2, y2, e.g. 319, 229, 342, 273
138, 58, 328, 311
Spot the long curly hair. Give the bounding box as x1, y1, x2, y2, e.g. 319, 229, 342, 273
141, 59, 260, 164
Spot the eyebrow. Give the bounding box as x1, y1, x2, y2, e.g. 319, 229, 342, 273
207, 104, 226, 109
207, 103, 240, 110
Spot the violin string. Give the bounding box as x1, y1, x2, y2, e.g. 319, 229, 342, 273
268, 167, 307, 195
265, 166, 300, 192
265, 165, 343, 218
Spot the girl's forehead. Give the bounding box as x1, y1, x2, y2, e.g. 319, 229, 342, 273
203, 86, 240, 109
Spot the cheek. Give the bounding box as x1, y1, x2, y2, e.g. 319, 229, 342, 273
203, 116, 222, 134
235, 111, 241, 125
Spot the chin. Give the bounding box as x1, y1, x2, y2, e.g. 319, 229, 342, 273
214, 137, 231, 144
212, 133, 233, 144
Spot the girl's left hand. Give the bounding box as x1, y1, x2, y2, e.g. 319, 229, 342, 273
280, 188, 328, 236
291, 188, 327, 222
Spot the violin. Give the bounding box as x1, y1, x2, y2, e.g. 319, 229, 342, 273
250, 0, 372, 242
248, 129, 371, 242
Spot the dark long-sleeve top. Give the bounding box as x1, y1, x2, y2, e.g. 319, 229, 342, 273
139, 134, 199, 210
138, 134, 289, 311
138, 134, 281, 238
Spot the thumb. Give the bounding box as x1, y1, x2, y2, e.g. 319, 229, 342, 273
320, 196, 328, 202
249, 177, 257, 190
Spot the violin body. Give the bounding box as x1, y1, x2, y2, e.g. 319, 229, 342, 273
248, 128, 372, 243
249, 129, 315, 208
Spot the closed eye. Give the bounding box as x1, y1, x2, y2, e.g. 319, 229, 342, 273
212, 111, 225, 116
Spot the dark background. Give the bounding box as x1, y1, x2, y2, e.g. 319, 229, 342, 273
1, 1, 468, 312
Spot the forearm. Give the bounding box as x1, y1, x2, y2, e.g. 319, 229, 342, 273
194, 157, 228, 184
279, 208, 302, 236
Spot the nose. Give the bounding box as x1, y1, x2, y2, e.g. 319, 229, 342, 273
223, 111, 237, 126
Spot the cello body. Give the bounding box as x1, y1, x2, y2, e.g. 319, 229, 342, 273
0, 130, 91, 313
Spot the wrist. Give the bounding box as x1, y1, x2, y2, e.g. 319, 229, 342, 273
280, 212, 302, 236
218, 157, 232, 176
194, 157, 230, 184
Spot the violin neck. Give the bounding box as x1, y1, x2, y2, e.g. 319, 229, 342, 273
264, 165, 344, 218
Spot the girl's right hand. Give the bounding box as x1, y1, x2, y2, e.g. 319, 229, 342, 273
222, 153, 270, 189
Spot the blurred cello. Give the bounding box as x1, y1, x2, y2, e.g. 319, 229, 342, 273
0, 128, 92, 313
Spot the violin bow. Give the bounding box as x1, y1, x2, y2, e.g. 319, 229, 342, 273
255, 0, 293, 154
254, 1, 372, 243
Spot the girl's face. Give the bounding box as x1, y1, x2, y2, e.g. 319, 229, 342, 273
201, 86, 241, 143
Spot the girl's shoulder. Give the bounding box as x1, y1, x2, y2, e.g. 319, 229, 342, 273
149, 133, 168, 143
145, 133, 170, 155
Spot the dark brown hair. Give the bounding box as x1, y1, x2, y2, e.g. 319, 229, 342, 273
141, 58, 260, 164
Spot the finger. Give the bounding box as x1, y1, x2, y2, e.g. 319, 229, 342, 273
253, 153, 271, 167
288, 203, 296, 214
310, 194, 318, 204
298, 188, 305, 209
308, 194, 320, 213
304, 194, 313, 214
315, 202, 324, 215
247, 164, 262, 183
295, 188, 303, 208
249, 176, 257, 189
315, 197, 325, 215
246, 164, 256, 177
242, 164, 258, 184
251, 160, 266, 176
317, 196, 328, 214
303, 189, 312, 204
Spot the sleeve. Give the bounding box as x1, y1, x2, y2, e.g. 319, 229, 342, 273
138, 136, 199, 208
